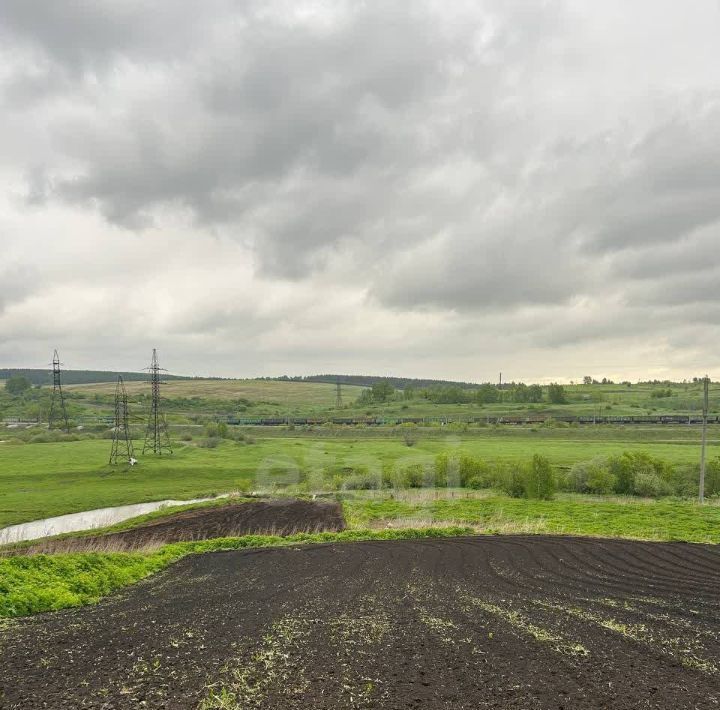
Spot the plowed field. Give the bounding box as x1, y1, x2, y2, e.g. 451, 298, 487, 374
2, 535, 720, 708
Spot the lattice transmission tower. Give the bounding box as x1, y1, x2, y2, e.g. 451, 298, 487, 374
48, 349, 70, 432
142, 348, 172, 455
335, 379, 343, 408
109, 376, 134, 465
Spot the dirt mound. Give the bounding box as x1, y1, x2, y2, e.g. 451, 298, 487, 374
21, 499, 345, 554
3, 535, 720, 708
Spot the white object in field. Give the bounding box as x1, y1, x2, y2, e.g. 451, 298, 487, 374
129, 457, 137, 466
0, 493, 230, 544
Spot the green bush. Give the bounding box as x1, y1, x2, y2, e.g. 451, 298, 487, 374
205, 422, 230, 439
198, 437, 221, 449
401, 463, 428, 488
399, 422, 419, 447
434, 452, 450, 487
633, 472, 671, 498
525, 455, 555, 500
343, 472, 382, 490
568, 457, 616, 494
497, 463, 527, 499
663, 464, 698, 497
610, 452, 659, 494
705, 458, 720, 496
458, 455, 492, 488
586, 465, 615, 495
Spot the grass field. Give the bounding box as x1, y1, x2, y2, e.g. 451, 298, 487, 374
344, 493, 720, 542
5, 376, 720, 427
66, 378, 365, 406
0, 427, 715, 528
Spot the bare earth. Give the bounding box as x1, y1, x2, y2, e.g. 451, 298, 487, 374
2, 535, 720, 709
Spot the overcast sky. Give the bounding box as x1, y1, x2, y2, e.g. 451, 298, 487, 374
2, 1, 720, 383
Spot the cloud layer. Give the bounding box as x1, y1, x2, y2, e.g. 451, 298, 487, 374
2, 0, 720, 381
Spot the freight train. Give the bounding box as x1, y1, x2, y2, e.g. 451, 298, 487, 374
224, 414, 719, 426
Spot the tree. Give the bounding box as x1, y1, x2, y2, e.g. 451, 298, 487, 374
547, 383, 567, 404
5, 375, 31, 395
371, 380, 395, 403
475, 384, 499, 404
526, 455, 555, 500
583, 376, 593, 385
511, 383, 529, 403
527, 384, 543, 403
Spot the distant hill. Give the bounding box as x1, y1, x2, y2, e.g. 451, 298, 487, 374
0, 369, 193, 386
261, 374, 480, 390
2, 369, 482, 390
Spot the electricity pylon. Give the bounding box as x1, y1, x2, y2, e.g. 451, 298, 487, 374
109, 376, 134, 465
48, 349, 70, 432
335, 379, 343, 408
142, 348, 172, 455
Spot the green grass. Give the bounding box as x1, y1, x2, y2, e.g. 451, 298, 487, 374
66, 378, 366, 407
0, 528, 470, 618
344, 494, 720, 543
6, 376, 720, 424
0, 430, 714, 527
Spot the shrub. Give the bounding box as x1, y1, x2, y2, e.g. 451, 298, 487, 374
198, 437, 221, 449
399, 423, 419, 447
568, 457, 616, 494
525, 455, 555, 500
401, 463, 430, 488
435, 453, 450, 487
607, 451, 676, 496
497, 463, 527, 499
586, 464, 616, 495
28, 431, 80, 444
181, 433, 193, 441
205, 422, 230, 439
458, 455, 493, 488
547, 383, 567, 404
380, 462, 404, 489
633, 472, 671, 498
343, 472, 382, 490
4, 375, 31, 395
664, 465, 698, 497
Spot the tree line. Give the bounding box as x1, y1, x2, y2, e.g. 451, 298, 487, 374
357, 381, 568, 405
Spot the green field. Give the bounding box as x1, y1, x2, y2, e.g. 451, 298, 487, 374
344, 493, 720, 542
65, 378, 365, 407
0, 427, 715, 528
4, 376, 720, 425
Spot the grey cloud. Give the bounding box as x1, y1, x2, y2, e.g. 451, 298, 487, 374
2, 1, 562, 278
0, 264, 37, 314
2, 1, 720, 379
0, 0, 226, 74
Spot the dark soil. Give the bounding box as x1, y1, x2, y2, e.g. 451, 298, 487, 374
3, 535, 720, 709
16, 499, 346, 554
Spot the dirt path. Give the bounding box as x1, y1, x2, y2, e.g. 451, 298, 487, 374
3, 535, 720, 708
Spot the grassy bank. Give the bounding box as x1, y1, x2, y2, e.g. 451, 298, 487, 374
344, 493, 720, 542
0, 528, 470, 618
